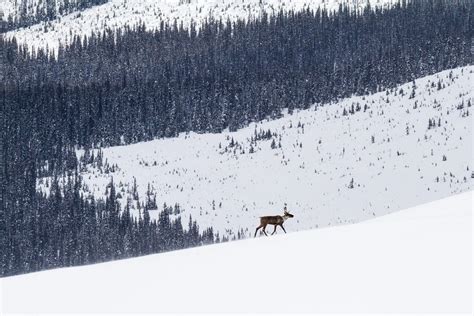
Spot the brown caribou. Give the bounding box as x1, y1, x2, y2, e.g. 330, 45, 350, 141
254, 209, 294, 237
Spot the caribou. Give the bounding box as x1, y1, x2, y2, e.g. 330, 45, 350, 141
254, 209, 294, 237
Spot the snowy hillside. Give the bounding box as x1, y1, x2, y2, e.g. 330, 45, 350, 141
1, 0, 57, 20
38, 66, 474, 238
0, 0, 102, 20
0, 0, 16, 20
1, 192, 471, 313
4, 0, 397, 53
1, 0, 38, 20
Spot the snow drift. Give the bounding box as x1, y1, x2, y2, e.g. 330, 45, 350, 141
1, 191, 471, 313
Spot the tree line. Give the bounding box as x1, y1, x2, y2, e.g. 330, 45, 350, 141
1, 164, 217, 277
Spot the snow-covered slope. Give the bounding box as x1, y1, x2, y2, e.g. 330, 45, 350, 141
4, 0, 397, 53
0, 0, 93, 22
1, 0, 38, 20
1, 192, 471, 313
0, 0, 16, 21
39, 66, 473, 238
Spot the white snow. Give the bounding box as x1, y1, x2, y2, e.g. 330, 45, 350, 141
1, 191, 471, 313
0, 0, 16, 21
3, 0, 398, 54
39, 66, 473, 238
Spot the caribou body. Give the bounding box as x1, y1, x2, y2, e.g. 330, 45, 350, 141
254, 210, 294, 237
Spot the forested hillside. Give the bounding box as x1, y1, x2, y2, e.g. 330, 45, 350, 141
3, 0, 397, 52
0, 0, 472, 277
2, 1, 471, 146
68, 66, 472, 235
0, 0, 109, 32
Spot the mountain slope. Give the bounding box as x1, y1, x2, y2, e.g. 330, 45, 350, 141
4, 0, 397, 53
38, 66, 473, 238
0, 0, 106, 21
1, 191, 471, 313
0, 0, 108, 30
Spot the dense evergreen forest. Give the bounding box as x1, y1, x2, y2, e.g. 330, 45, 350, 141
0, 0, 109, 33
1, 0, 472, 276
3, 172, 216, 276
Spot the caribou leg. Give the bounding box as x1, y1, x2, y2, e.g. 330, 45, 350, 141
280, 224, 287, 233
262, 225, 268, 236
254, 225, 262, 237
271, 225, 278, 235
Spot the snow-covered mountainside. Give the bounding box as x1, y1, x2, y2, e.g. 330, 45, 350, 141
4, 0, 397, 53
1, 192, 471, 313
38, 66, 473, 238
0, 0, 96, 22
